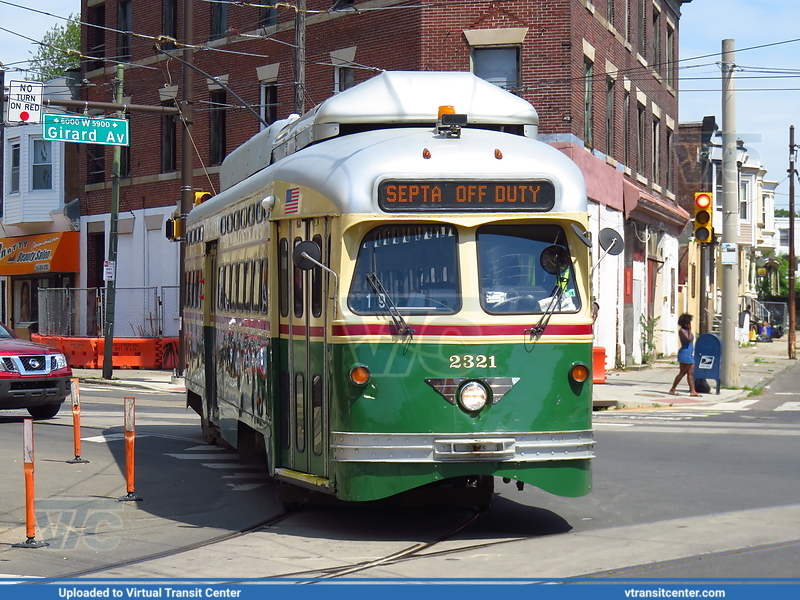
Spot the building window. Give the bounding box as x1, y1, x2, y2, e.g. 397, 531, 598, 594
162, 0, 177, 50
210, 90, 227, 165
117, 0, 132, 61
607, 0, 615, 28
87, 3, 106, 71
120, 142, 131, 178
637, 0, 646, 58
605, 77, 615, 157
472, 46, 520, 92
739, 180, 749, 220
334, 66, 355, 93
584, 59, 594, 148
651, 117, 660, 184
211, 0, 228, 40
780, 229, 790, 247
10, 142, 20, 194
260, 83, 278, 126
87, 145, 106, 184
652, 7, 661, 70
623, 90, 631, 166
666, 128, 674, 191
259, 2, 278, 28
161, 101, 177, 172
636, 102, 646, 174
666, 24, 675, 86
623, 0, 630, 40
31, 139, 52, 190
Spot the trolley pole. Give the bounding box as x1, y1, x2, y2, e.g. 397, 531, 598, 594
102, 65, 124, 380
294, 0, 306, 114
789, 125, 797, 359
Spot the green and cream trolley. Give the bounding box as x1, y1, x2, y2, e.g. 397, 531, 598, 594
182, 71, 597, 504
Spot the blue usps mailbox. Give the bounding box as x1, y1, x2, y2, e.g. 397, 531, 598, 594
694, 332, 722, 395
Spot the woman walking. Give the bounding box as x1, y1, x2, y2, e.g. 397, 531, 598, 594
669, 313, 700, 396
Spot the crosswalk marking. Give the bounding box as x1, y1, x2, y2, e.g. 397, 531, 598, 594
596, 397, 800, 422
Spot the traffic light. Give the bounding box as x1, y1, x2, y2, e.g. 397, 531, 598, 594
693, 192, 713, 243
194, 191, 211, 206
165, 212, 184, 242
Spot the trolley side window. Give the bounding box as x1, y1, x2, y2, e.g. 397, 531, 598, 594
477, 224, 580, 315
348, 224, 460, 315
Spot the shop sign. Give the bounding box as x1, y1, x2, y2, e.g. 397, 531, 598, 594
0, 232, 79, 275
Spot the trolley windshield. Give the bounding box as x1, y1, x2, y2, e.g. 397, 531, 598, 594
477, 224, 580, 315
348, 224, 461, 315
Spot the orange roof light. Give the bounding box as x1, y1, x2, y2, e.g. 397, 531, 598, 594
438, 105, 455, 120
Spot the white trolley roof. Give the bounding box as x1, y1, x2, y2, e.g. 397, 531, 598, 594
192, 71, 586, 224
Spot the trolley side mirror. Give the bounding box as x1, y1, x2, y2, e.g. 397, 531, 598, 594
293, 240, 322, 271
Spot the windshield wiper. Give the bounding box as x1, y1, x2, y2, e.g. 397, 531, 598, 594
366, 273, 414, 339
526, 274, 567, 341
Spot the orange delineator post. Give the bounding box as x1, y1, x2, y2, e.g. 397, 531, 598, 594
67, 378, 89, 464
119, 396, 142, 501
12, 419, 49, 548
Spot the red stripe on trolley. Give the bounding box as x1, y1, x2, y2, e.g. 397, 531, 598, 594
279, 324, 325, 337
331, 323, 593, 337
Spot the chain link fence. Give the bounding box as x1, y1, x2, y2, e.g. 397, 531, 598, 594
37, 287, 180, 338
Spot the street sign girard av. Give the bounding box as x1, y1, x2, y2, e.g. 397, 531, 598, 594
42, 113, 129, 146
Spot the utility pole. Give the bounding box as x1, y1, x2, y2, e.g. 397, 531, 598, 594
720, 39, 739, 387
294, 0, 306, 114
102, 65, 124, 380
177, 0, 196, 377
789, 125, 797, 359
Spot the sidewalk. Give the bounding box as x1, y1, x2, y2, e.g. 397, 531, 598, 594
593, 339, 798, 409
72, 367, 186, 394
71, 340, 798, 408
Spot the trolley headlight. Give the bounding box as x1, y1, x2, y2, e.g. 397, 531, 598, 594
459, 381, 488, 413
569, 362, 589, 384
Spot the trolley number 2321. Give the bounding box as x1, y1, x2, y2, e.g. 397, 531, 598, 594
449, 355, 498, 369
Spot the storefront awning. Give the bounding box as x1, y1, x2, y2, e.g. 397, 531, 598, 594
623, 180, 690, 236
0, 231, 79, 275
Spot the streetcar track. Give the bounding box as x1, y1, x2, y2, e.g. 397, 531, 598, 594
254, 505, 492, 582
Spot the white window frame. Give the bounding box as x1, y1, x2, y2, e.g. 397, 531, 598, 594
31, 138, 53, 191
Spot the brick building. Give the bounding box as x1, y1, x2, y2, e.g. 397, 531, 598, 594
77, 0, 692, 365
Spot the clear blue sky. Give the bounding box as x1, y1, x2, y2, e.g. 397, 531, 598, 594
2, 0, 798, 205
679, 0, 800, 207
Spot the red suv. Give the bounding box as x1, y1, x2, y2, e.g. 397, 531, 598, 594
0, 324, 72, 419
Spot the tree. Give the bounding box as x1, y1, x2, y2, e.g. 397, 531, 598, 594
28, 15, 81, 83
757, 252, 800, 299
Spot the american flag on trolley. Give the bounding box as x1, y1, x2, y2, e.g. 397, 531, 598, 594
285, 188, 300, 214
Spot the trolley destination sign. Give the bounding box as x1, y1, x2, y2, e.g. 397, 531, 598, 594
378, 179, 555, 211
42, 113, 129, 146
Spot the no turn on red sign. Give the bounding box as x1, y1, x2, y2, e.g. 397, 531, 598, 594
6, 80, 44, 123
